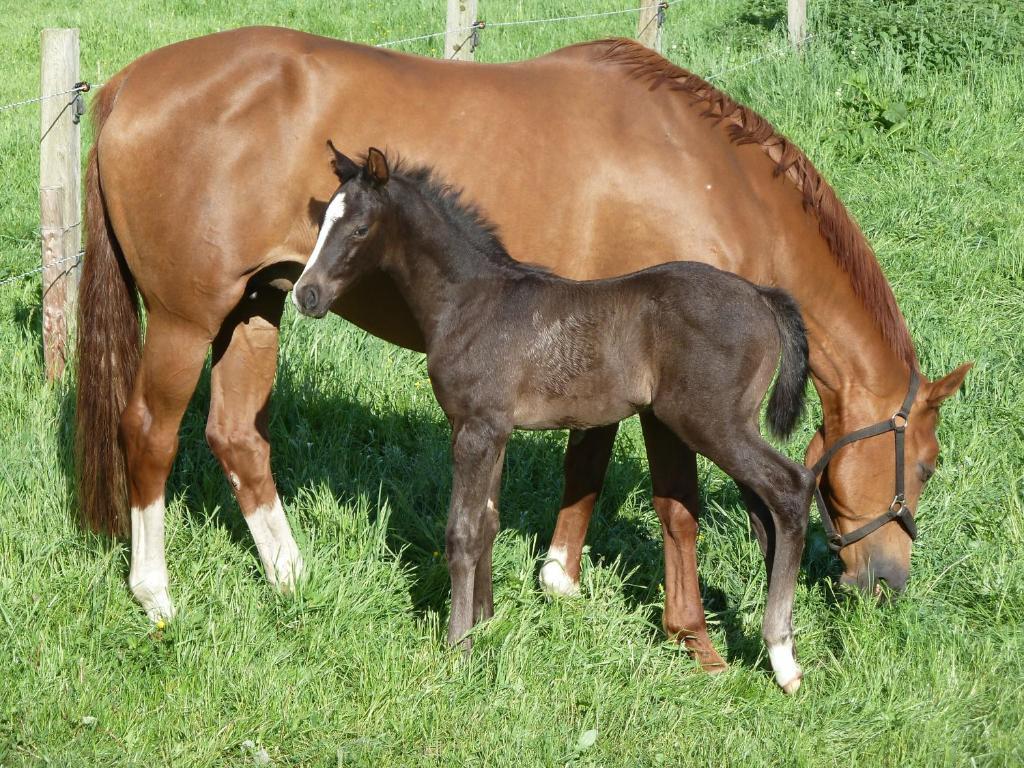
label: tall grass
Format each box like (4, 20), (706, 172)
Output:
(1, 1), (1022, 765)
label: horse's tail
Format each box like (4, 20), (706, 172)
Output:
(76, 74), (139, 537)
(758, 286), (809, 440)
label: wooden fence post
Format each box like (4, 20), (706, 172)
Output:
(40, 187), (68, 379)
(40, 27), (82, 380)
(445, 0), (478, 61)
(637, 2), (665, 53)
(788, 0), (807, 48)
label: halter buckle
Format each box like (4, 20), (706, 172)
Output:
(888, 494), (906, 514)
(890, 411), (908, 432)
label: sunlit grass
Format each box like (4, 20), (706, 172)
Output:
(1, 1), (1022, 765)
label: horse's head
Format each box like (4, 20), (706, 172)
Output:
(293, 142), (392, 318)
(808, 363), (971, 593)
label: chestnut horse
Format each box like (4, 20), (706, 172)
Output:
(77, 28), (969, 669)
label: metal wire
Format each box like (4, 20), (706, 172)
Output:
(707, 35), (815, 81)
(377, 0), (683, 49)
(486, 1), (680, 29)
(0, 251), (82, 287)
(0, 80), (100, 114)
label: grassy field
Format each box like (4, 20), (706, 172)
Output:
(1, 0), (1023, 765)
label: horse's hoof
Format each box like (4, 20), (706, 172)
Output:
(781, 675), (803, 695)
(700, 655), (729, 675)
(271, 553), (306, 595)
(539, 558), (579, 597)
(132, 583), (176, 624)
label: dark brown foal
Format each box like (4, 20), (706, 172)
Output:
(292, 147), (815, 692)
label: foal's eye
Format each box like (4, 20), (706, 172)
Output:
(353, 225), (369, 237)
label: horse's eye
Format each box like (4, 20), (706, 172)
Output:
(917, 462), (936, 483)
(354, 225), (369, 237)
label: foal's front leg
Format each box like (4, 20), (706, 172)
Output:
(446, 418), (509, 648)
(472, 445), (506, 624)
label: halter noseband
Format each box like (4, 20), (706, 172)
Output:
(811, 370), (921, 553)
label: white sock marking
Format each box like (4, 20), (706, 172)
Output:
(539, 545), (580, 596)
(246, 495), (304, 592)
(129, 499), (176, 623)
(768, 641), (802, 692)
(293, 192), (346, 308)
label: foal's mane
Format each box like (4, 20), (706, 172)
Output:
(391, 161), (552, 277)
(585, 38), (918, 370)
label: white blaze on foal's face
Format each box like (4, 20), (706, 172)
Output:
(295, 191), (347, 297)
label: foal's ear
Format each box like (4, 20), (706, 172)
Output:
(364, 147), (390, 186)
(327, 140), (360, 184)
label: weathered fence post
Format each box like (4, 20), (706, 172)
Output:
(445, 0), (478, 60)
(788, 0), (807, 48)
(40, 186), (68, 379)
(637, 2), (666, 53)
(40, 27), (82, 380)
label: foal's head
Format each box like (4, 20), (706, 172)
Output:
(293, 143), (393, 318)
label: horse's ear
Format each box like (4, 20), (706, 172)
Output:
(364, 147), (390, 186)
(327, 140), (360, 184)
(927, 362), (972, 408)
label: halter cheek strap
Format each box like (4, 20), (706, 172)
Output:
(811, 370), (921, 553)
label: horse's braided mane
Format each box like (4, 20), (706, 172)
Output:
(585, 38), (918, 371)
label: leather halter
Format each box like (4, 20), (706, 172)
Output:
(811, 370), (921, 553)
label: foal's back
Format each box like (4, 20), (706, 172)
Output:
(488, 261), (782, 431)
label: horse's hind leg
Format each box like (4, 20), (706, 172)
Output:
(540, 424), (618, 596)
(206, 288), (303, 592)
(639, 413), (726, 673)
(120, 313), (211, 622)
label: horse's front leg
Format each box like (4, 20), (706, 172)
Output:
(446, 418), (509, 648)
(206, 288), (304, 592)
(540, 424), (618, 595)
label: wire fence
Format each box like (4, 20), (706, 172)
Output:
(1, 1), (807, 288)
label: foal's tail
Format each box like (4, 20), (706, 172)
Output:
(758, 287), (809, 440)
(75, 75), (139, 537)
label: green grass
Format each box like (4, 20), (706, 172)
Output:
(2, 0), (1023, 765)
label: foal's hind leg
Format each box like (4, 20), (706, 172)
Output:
(711, 435), (811, 693)
(654, 410), (812, 692)
(206, 288), (303, 592)
(737, 483), (775, 582)
(540, 424), (618, 596)
(639, 413), (726, 673)
(121, 314), (211, 622)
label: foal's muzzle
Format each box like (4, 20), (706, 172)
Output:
(294, 282), (329, 318)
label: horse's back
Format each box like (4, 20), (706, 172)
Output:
(94, 27), (797, 340)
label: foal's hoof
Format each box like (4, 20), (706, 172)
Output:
(768, 642), (803, 694)
(539, 558), (579, 597)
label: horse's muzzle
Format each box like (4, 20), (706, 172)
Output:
(840, 560), (909, 595)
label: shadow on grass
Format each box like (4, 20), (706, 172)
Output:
(53, 322), (836, 671)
